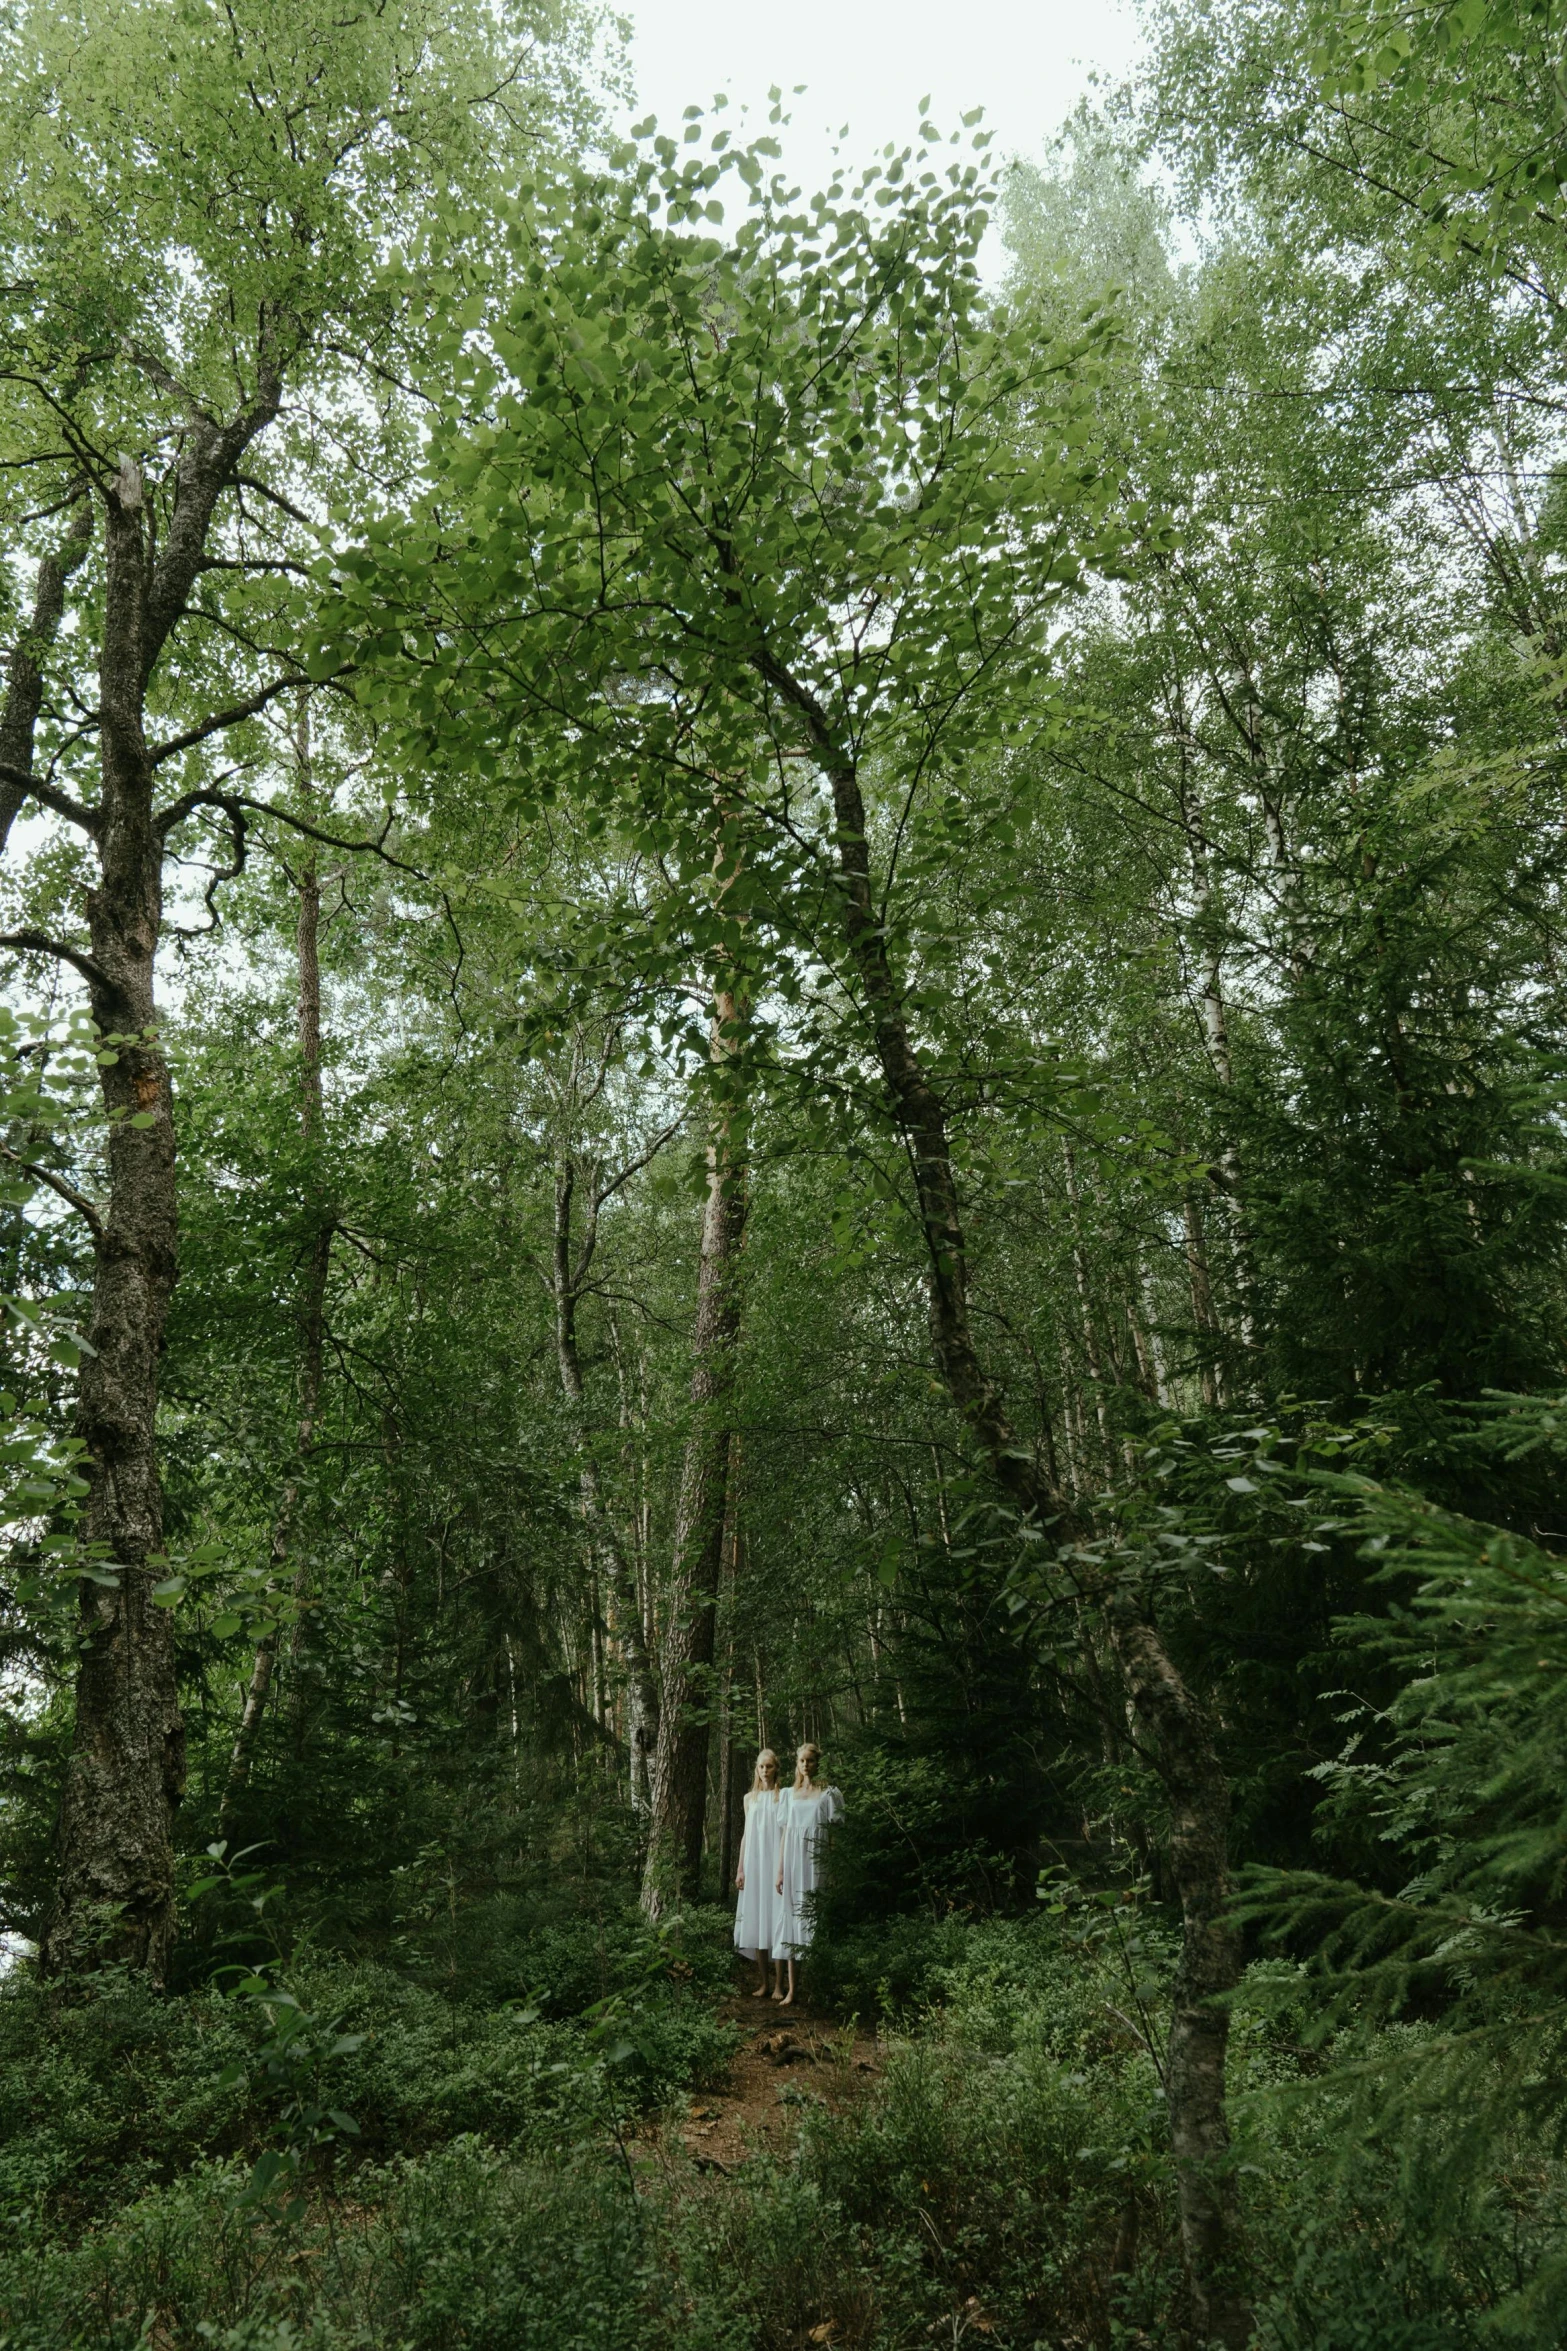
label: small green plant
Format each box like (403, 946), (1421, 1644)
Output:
(189, 1845), (363, 2224)
(1035, 1865), (1173, 2081)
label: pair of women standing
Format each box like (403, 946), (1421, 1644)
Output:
(733, 1742), (843, 2005)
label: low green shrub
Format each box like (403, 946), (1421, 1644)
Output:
(0, 1970), (254, 2226)
(0, 1924), (736, 2242)
(0, 2142), (656, 2351)
(801, 1913), (972, 2019)
(517, 1905), (733, 2019)
(667, 2170), (879, 2351)
(5, 1913), (1565, 2350)
(793, 2027), (1176, 2344)
(344, 2140), (654, 2351)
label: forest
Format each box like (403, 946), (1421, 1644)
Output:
(2, 0), (1567, 2343)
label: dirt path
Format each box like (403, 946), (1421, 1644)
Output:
(650, 1977), (884, 2175)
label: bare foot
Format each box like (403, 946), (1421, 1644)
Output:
(778, 1991), (795, 2007)
(771, 1987), (785, 2001)
(751, 1983), (770, 1997)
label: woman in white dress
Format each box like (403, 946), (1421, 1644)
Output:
(733, 1749), (784, 1996)
(773, 1741), (844, 2007)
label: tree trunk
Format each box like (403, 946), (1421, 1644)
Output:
(753, 1651), (769, 1752)
(221, 756), (331, 1833)
(1131, 1264), (1172, 1408)
(641, 990), (748, 1917)
(42, 470), (184, 1978)
(1063, 1142), (1132, 1473)
(43, 384), (282, 1980)
(1108, 1596), (1247, 2344)
(715, 1450), (742, 1896)
(0, 503), (92, 851)
(610, 1313), (658, 1812)
(756, 650), (1249, 2339)
(549, 1156), (661, 1802)
(1183, 1192), (1224, 1411)
(1180, 760), (1258, 1371)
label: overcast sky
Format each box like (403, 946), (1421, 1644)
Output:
(618, 0), (1143, 206)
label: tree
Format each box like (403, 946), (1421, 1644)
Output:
(332, 117), (1252, 2339)
(643, 808), (752, 1912)
(0, 0), (607, 1980)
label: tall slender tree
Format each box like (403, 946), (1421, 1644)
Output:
(221, 701), (335, 1831)
(644, 863), (751, 1912)
(339, 123), (1249, 2338)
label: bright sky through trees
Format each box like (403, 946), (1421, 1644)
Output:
(621, 0), (1141, 211)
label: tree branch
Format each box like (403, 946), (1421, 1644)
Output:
(593, 1118), (683, 1212)
(155, 787), (425, 879)
(167, 799), (252, 938)
(0, 497), (94, 851)
(148, 672), (318, 768)
(0, 760), (100, 835)
(234, 473), (318, 532)
(196, 556), (313, 579)
(0, 928), (113, 993)
(0, 1143), (103, 1241)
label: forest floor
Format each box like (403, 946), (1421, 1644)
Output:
(643, 1980), (884, 2179)
(3, 1922), (1557, 2346)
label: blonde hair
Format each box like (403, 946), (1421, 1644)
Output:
(793, 1741), (822, 1790)
(750, 1748), (780, 1794)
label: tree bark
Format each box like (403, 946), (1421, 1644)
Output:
(1131, 1264), (1173, 1409)
(41, 467), (185, 1977)
(715, 1448), (742, 1896)
(1108, 1595), (1247, 2343)
(43, 385), (282, 1980)
(221, 746), (331, 1833)
(610, 1313), (658, 1812)
(548, 1154), (661, 1806)
(755, 647), (1250, 2341)
(641, 987), (748, 1917)
(1183, 1192), (1224, 1412)
(0, 504), (92, 852)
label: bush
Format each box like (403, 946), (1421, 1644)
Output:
(0, 2143), (656, 2351)
(759, 1915), (1567, 2348)
(517, 1905), (733, 2019)
(6, 1912), (1565, 2350)
(0, 1970), (254, 2226)
(668, 2171), (876, 2351)
(348, 2140), (653, 2351)
(794, 2027), (1175, 2344)
(801, 1913), (972, 2020)
(0, 1924), (738, 2243)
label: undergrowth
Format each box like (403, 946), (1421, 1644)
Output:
(0, 1909), (1562, 2350)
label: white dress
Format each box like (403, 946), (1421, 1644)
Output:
(773, 1784), (844, 1957)
(733, 1787), (782, 1957)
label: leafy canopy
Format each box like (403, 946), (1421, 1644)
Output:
(320, 113), (1143, 1037)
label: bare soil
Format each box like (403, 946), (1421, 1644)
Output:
(639, 1972), (884, 2176)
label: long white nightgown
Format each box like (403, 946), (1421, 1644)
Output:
(772, 1784), (844, 1957)
(733, 1787), (783, 1957)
